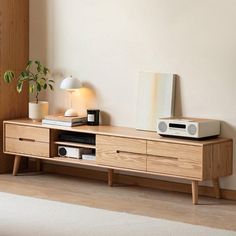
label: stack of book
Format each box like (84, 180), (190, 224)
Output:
(42, 114), (87, 127)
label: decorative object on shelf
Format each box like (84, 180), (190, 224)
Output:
(87, 109), (100, 126)
(136, 72), (176, 132)
(3, 60), (54, 121)
(42, 114), (87, 127)
(60, 76), (81, 117)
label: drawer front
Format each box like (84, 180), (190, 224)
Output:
(147, 141), (203, 178)
(5, 124), (50, 143)
(147, 141), (202, 160)
(5, 138), (50, 157)
(147, 155), (202, 179)
(96, 135), (146, 171)
(97, 135), (146, 154)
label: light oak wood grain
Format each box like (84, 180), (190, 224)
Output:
(192, 180), (198, 205)
(2, 119), (234, 204)
(97, 135), (146, 154)
(202, 141), (233, 180)
(3, 119), (231, 146)
(147, 140), (202, 160)
(108, 169), (113, 186)
(12, 155), (22, 176)
(96, 135), (147, 171)
(213, 178), (221, 199)
(147, 155), (202, 179)
(5, 138), (50, 157)
(5, 124), (50, 143)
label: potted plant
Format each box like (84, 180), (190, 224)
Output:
(3, 60), (54, 121)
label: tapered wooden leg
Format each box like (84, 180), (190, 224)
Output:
(13, 155), (22, 176)
(191, 180), (198, 205)
(36, 159), (41, 172)
(108, 169), (113, 186)
(213, 178), (221, 199)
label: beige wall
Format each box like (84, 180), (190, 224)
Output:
(30, 0), (236, 190)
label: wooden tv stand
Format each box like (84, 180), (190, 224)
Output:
(3, 119), (233, 205)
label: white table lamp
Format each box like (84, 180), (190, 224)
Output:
(60, 76), (81, 117)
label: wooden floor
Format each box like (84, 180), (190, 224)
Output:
(0, 173), (236, 231)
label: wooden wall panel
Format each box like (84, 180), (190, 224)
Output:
(0, 0), (29, 173)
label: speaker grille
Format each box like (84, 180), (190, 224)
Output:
(188, 124), (197, 135)
(59, 147), (67, 156)
(158, 121), (167, 132)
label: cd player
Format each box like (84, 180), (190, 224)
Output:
(157, 117), (220, 138)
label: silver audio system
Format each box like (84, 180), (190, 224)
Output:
(157, 117), (220, 138)
(58, 146), (92, 159)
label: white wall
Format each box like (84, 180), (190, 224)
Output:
(30, 0), (236, 190)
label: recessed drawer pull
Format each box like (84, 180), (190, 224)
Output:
(19, 138), (36, 142)
(150, 155), (178, 161)
(116, 150), (144, 156)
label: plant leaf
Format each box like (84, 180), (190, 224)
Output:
(3, 71), (14, 83)
(49, 84), (54, 91)
(43, 83), (47, 90)
(20, 71), (29, 77)
(29, 84), (35, 93)
(43, 67), (49, 76)
(26, 60), (32, 71)
(17, 82), (23, 93)
(36, 82), (41, 92)
(35, 60), (42, 73)
(49, 79), (55, 83)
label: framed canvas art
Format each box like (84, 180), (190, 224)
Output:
(136, 72), (176, 131)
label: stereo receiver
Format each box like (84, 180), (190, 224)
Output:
(157, 117), (220, 138)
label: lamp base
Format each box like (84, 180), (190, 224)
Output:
(64, 108), (78, 117)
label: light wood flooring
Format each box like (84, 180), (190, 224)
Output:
(0, 173), (236, 231)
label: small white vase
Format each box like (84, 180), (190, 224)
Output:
(29, 101), (49, 121)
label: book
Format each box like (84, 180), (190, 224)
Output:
(44, 114), (87, 123)
(42, 119), (87, 127)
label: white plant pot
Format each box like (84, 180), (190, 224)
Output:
(29, 101), (49, 121)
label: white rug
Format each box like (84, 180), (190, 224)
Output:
(0, 192), (235, 236)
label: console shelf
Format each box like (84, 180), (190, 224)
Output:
(54, 141), (96, 149)
(3, 119), (233, 205)
(52, 156), (97, 167)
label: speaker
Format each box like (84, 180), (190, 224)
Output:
(58, 146), (80, 159)
(158, 121), (167, 133)
(187, 124), (197, 136)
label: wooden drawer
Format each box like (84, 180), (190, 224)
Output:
(147, 141), (202, 160)
(147, 155), (202, 179)
(5, 138), (50, 157)
(5, 124), (50, 143)
(97, 135), (146, 154)
(96, 135), (146, 171)
(147, 141), (203, 179)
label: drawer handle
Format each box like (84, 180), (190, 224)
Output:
(151, 155), (178, 161)
(116, 150), (144, 156)
(19, 138), (36, 142)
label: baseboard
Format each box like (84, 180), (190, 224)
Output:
(41, 162), (236, 201)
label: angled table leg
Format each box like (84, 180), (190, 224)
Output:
(213, 178), (221, 199)
(13, 155), (22, 176)
(191, 180), (198, 205)
(36, 159), (42, 172)
(108, 169), (114, 186)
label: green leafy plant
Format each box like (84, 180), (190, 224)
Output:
(3, 60), (54, 104)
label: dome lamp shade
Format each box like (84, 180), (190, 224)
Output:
(60, 76), (81, 91)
